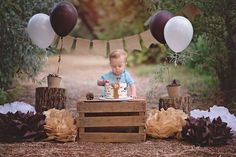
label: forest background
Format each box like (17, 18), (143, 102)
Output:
(0, 0), (235, 110)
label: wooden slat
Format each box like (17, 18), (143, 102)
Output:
(78, 98), (145, 102)
(84, 126), (139, 133)
(78, 113), (85, 134)
(77, 101), (145, 113)
(77, 116), (145, 127)
(138, 112), (146, 134)
(79, 133), (145, 142)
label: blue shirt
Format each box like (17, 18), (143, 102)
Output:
(98, 70), (134, 97)
(99, 70), (135, 85)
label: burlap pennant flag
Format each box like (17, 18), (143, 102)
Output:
(140, 30), (158, 48)
(92, 39), (107, 57)
(109, 38), (123, 50)
(125, 34), (141, 53)
(76, 38), (90, 54)
(57, 36), (74, 53)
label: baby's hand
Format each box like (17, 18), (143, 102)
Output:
(98, 80), (109, 86)
(104, 80), (110, 83)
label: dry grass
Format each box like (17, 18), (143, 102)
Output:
(1, 138), (235, 157)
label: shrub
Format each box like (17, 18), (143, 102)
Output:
(0, 0), (59, 90)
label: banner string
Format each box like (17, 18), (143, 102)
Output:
(106, 40), (110, 58)
(89, 39), (93, 50)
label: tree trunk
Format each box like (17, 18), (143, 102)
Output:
(159, 94), (192, 114)
(35, 87), (66, 112)
(220, 12), (236, 104)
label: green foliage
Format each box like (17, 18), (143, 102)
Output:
(0, 0), (59, 90)
(0, 86), (22, 105)
(184, 35), (216, 74)
(127, 49), (148, 67)
(127, 42), (167, 67)
(147, 0), (236, 103)
(0, 89), (7, 105)
(171, 34), (217, 75)
(154, 0), (229, 74)
(138, 64), (219, 99)
(71, 0), (150, 39)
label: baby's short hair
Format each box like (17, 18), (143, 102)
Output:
(109, 49), (127, 61)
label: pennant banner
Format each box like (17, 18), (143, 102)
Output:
(125, 34), (141, 52)
(57, 36), (74, 53)
(57, 29), (158, 56)
(109, 38), (123, 51)
(76, 38), (90, 54)
(92, 39), (107, 56)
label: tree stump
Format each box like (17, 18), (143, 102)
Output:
(159, 94), (191, 114)
(35, 87), (66, 112)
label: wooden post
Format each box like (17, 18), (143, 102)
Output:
(35, 87), (66, 112)
(159, 94), (191, 114)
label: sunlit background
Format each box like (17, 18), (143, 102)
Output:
(68, 0), (150, 39)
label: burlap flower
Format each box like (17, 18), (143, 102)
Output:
(146, 108), (188, 138)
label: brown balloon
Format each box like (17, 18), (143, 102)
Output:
(50, 1), (78, 37)
(150, 10), (173, 44)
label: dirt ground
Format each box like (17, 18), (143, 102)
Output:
(1, 138), (236, 157)
(1, 53), (236, 157)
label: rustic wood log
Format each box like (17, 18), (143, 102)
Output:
(35, 87), (66, 112)
(159, 94), (191, 114)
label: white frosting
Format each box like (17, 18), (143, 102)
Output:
(105, 82), (128, 99)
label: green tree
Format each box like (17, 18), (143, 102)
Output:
(148, 0), (236, 104)
(0, 0), (59, 89)
(69, 0), (150, 40)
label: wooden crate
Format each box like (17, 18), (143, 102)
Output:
(76, 99), (146, 142)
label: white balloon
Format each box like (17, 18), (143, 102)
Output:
(164, 16), (193, 52)
(27, 13), (55, 49)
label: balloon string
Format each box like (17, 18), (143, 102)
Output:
(45, 49), (48, 61)
(57, 37), (63, 75)
(174, 52), (177, 67)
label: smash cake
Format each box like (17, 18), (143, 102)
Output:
(104, 82), (128, 99)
